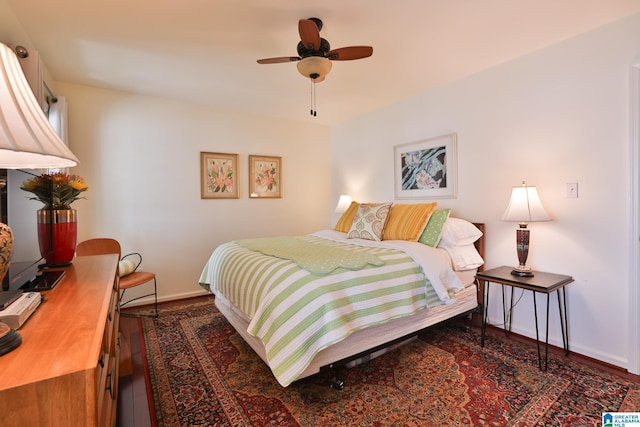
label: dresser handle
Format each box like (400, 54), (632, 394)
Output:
(105, 367), (116, 399)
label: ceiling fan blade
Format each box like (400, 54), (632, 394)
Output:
(257, 56), (300, 64)
(328, 46), (373, 61)
(299, 19), (321, 50)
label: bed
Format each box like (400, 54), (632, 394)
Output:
(199, 203), (485, 387)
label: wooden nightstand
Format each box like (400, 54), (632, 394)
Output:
(475, 266), (573, 370)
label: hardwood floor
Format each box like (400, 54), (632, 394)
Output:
(115, 297), (639, 427)
(117, 314), (153, 427)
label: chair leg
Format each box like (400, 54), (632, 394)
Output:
(119, 278), (159, 318)
(151, 277), (158, 317)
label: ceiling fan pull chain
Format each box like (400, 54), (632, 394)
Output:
(313, 80), (317, 116)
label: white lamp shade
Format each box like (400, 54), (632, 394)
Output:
(0, 43), (78, 169)
(334, 194), (352, 213)
(502, 183), (551, 223)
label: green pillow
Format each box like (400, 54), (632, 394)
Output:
(418, 208), (451, 247)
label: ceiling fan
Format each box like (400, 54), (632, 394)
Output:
(257, 18), (373, 84)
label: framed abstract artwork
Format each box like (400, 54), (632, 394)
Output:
(249, 155), (281, 198)
(200, 152), (239, 199)
(394, 133), (457, 199)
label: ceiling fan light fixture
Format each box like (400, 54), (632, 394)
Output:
(296, 56), (332, 81)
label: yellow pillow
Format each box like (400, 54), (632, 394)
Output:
(382, 202), (438, 241)
(334, 201), (360, 232)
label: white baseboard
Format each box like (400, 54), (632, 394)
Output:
(121, 289), (210, 308)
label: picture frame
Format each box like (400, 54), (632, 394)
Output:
(200, 152), (239, 199)
(394, 133), (457, 199)
(249, 155), (282, 198)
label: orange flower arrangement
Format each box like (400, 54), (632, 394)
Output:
(21, 172), (89, 209)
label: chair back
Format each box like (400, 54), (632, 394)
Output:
(76, 238), (122, 259)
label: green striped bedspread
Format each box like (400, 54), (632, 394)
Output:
(199, 229), (465, 386)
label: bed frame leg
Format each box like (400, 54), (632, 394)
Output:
(328, 364), (344, 390)
(459, 312), (475, 332)
(330, 377), (344, 390)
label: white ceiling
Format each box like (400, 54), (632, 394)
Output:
(6, 0), (640, 126)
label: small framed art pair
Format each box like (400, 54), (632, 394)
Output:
(200, 152), (281, 199)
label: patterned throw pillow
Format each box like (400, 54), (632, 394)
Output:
(382, 203), (438, 241)
(334, 201), (360, 233)
(418, 208), (452, 247)
(347, 203), (392, 241)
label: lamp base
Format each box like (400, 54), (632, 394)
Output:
(0, 322), (21, 356)
(511, 266), (534, 277)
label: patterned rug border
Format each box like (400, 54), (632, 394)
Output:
(140, 298), (221, 426)
(137, 298), (214, 315)
(135, 298), (219, 427)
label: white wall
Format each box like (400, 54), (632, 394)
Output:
(332, 13), (640, 371)
(57, 83), (332, 302)
(0, 2), (56, 91)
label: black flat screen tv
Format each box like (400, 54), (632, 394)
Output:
(1, 168), (55, 291)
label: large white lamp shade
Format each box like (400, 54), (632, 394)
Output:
(0, 42), (78, 169)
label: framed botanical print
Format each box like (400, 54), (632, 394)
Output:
(249, 155), (281, 198)
(394, 133), (457, 199)
(200, 152), (239, 199)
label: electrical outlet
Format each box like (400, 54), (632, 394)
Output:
(566, 183), (578, 198)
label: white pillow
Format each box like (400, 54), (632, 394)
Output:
(118, 259), (137, 277)
(439, 217), (483, 247)
(440, 243), (485, 271)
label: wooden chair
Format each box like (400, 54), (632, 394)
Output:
(76, 238), (158, 317)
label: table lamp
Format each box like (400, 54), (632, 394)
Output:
(334, 194), (352, 214)
(502, 181), (551, 277)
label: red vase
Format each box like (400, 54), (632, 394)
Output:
(37, 209), (77, 265)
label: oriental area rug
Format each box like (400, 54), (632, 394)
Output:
(140, 298), (639, 426)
